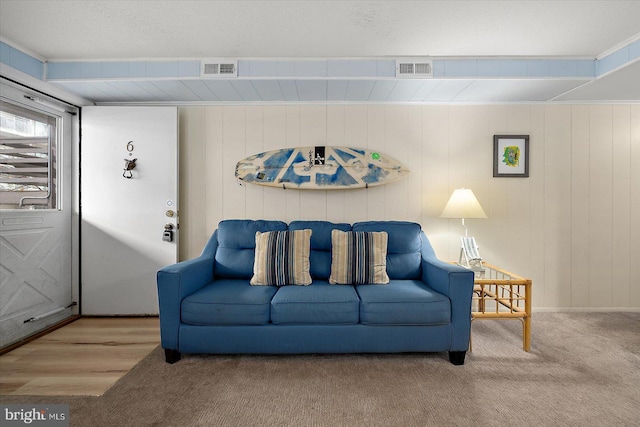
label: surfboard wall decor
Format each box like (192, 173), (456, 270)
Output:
(235, 146), (409, 190)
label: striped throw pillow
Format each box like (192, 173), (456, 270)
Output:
(329, 230), (389, 285)
(250, 229), (312, 286)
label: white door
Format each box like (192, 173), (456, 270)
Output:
(0, 84), (75, 348)
(81, 106), (178, 315)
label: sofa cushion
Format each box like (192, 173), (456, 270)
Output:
(270, 281), (360, 324)
(250, 229), (312, 286)
(215, 220), (287, 279)
(289, 221), (351, 280)
(329, 229), (389, 285)
(353, 221), (422, 280)
(181, 279), (278, 325)
(356, 280), (450, 325)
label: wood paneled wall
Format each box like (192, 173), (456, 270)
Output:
(178, 104), (640, 310)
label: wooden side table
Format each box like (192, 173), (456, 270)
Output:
(470, 262), (532, 351)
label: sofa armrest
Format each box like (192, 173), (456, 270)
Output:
(156, 231), (218, 350)
(420, 234), (474, 351)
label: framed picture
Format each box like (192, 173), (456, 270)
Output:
(493, 135), (529, 177)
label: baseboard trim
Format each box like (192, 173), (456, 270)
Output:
(81, 314), (160, 318)
(533, 307), (640, 313)
(0, 315), (81, 356)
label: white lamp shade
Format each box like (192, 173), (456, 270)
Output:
(440, 188), (487, 219)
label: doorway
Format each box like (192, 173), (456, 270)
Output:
(81, 106), (178, 315)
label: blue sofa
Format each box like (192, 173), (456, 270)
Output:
(157, 220), (474, 365)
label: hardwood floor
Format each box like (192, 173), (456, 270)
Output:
(0, 317), (160, 396)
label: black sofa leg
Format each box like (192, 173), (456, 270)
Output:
(165, 349), (181, 364)
(449, 351), (466, 366)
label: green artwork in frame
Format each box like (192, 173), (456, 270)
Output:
(493, 135), (529, 177)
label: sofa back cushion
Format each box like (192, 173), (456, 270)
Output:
(289, 220), (351, 280)
(352, 221), (422, 280)
(215, 219), (287, 278)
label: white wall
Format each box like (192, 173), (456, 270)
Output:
(178, 104), (640, 310)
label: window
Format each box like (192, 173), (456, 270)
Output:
(0, 101), (58, 209)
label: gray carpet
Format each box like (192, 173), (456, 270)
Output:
(2, 312), (639, 426)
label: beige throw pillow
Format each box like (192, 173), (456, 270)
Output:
(250, 229), (312, 286)
(329, 229), (389, 285)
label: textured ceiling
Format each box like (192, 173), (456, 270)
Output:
(1, 0), (639, 104)
(2, 0), (640, 59)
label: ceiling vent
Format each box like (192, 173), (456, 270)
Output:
(395, 58), (433, 78)
(200, 59), (238, 78)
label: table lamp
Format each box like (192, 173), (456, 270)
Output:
(440, 188), (487, 271)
